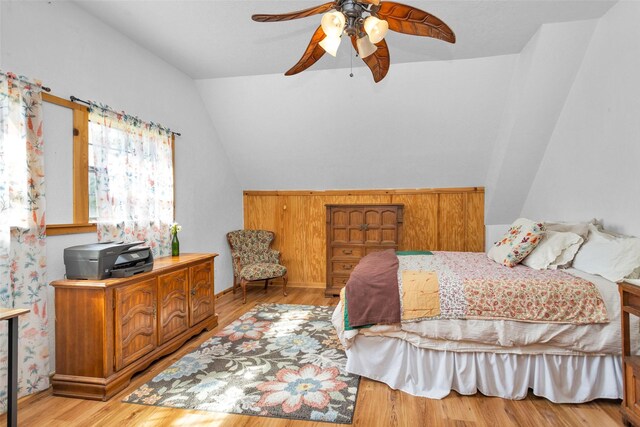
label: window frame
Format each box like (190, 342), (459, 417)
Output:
(44, 93), (176, 236)
(44, 93), (95, 236)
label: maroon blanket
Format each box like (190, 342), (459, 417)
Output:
(345, 249), (400, 327)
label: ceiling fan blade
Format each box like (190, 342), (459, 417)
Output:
(285, 26), (327, 76)
(351, 36), (390, 83)
(375, 2), (456, 43)
(252, 2), (335, 22)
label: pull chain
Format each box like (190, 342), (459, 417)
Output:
(350, 47), (354, 77)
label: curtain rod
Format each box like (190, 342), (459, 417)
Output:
(70, 95), (182, 137)
(0, 71), (51, 92)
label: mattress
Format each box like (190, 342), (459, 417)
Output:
(333, 267), (633, 356)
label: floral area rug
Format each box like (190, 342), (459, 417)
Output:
(123, 303), (360, 424)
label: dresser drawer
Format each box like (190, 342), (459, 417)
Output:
(331, 246), (363, 259)
(331, 275), (350, 288)
(332, 261), (358, 275)
(364, 245), (398, 256)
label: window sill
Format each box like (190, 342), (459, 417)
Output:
(47, 223), (97, 236)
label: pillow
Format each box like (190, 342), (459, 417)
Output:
(572, 224), (640, 282)
(549, 240), (584, 269)
(522, 231), (583, 270)
(488, 218), (545, 267)
(544, 219), (599, 241)
(627, 266), (640, 280)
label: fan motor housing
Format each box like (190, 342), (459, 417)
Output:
(340, 0), (368, 36)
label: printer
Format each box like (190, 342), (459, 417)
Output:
(64, 241), (154, 280)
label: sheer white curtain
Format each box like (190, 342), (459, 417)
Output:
(89, 104), (174, 257)
(0, 71), (49, 412)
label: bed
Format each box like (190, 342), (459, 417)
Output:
(331, 250), (629, 403)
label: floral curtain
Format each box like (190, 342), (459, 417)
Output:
(0, 71), (49, 413)
(89, 104), (174, 257)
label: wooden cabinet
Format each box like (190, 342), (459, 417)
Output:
(114, 278), (157, 371)
(620, 282), (640, 426)
(189, 261), (215, 326)
(51, 253), (218, 401)
(325, 204), (403, 296)
(157, 269), (189, 345)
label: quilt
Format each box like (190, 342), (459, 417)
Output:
(344, 251), (608, 328)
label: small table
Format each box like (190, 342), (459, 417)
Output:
(0, 308), (29, 427)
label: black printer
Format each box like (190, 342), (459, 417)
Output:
(64, 241), (154, 280)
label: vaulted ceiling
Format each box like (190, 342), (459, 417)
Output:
(74, 0), (616, 79)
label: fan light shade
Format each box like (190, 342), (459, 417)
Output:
(319, 35), (341, 57)
(356, 36), (378, 58)
(321, 11), (346, 38)
(364, 16), (389, 44)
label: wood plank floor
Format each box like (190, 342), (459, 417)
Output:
(2, 286), (623, 426)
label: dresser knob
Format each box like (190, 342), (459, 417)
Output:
(342, 249), (352, 255)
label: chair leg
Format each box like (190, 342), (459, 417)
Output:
(264, 279), (269, 290)
(282, 272), (288, 297)
(232, 275), (238, 294)
(241, 278), (248, 304)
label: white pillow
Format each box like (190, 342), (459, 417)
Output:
(544, 219), (599, 241)
(572, 225), (640, 282)
(550, 240), (584, 269)
(627, 266), (640, 280)
(522, 231), (583, 270)
(487, 218), (545, 267)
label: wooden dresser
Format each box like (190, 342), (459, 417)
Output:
(50, 253), (218, 401)
(620, 281), (640, 426)
(325, 204), (403, 296)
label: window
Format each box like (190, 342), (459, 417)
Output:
(43, 93), (95, 235)
(44, 93), (175, 236)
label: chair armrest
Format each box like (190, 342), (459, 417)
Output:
(231, 252), (242, 276)
(265, 249), (281, 264)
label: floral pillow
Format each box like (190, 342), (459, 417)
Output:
(488, 218), (546, 267)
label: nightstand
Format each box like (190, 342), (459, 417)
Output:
(620, 282), (640, 426)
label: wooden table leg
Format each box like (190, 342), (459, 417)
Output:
(7, 316), (18, 427)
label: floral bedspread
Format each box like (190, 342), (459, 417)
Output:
(396, 252), (609, 324)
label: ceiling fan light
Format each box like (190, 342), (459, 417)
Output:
(319, 35), (342, 57)
(356, 36), (378, 58)
(364, 16), (389, 44)
(321, 11), (346, 38)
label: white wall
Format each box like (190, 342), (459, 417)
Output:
(521, 1), (640, 237)
(1, 2), (243, 370)
(484, 19), (597, 225)
(196, 55), (516, 190)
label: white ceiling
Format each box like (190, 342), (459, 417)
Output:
(73, 0), (616, 80)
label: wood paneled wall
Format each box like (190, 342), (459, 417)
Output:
(243, 188), (485, 288)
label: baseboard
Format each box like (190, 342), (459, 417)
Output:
(215, 287), (235, 299)
(284, 281), (325, 289)
(215, 280), (325, 298)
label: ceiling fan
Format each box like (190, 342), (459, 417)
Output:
(251, 0), (456, 83)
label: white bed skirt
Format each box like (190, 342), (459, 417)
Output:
(346, 336), (623, 403)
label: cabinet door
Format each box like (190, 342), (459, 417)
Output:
(114, 278), (157, 371)
(363, 206), (399, 245)
(157, 269), (189, 345)
(330, 207), (365, 244)
(189, 261), (215, 326)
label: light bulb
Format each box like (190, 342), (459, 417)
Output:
(364, 16), (389, 44)
(321, 11), (346, 38)
(356, 36), (378, 58)
(319, 35), (341, 57)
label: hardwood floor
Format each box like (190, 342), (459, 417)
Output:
(2, 286), (623, 426)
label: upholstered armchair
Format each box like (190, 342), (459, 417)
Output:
(226, 230), (288, 304)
